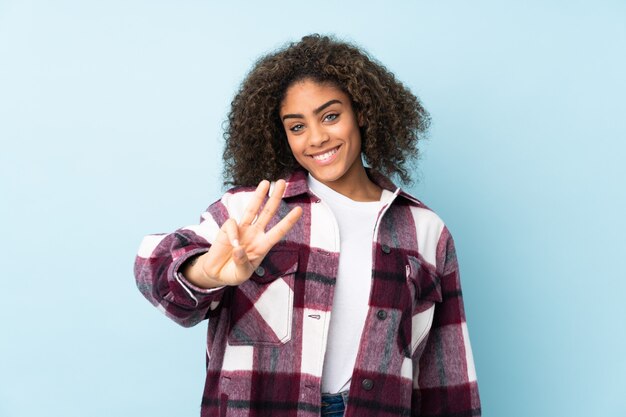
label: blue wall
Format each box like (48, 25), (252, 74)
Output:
(1, 1), (625, 416)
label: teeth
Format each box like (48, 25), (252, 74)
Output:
(311, 148), (338, 161)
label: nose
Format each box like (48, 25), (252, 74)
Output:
(308, 124), (330, 147)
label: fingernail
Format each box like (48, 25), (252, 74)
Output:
(232, 239), (239, 248)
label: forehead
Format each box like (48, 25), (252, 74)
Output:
(280, 79), (350, 113)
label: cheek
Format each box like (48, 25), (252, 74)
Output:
(286, 137), (304, 161)
(286, 137), (296, 154)
(335, 118), (360, 140)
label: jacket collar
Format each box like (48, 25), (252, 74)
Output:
(282, 168), (423, 206)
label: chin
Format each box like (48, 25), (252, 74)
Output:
(312, 169), (345, 183)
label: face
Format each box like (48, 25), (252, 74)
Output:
(280, 79), (366, 192)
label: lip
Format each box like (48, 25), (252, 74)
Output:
(307, 145), (341, 165)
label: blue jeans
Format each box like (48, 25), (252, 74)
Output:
(321, 391), (348, 416)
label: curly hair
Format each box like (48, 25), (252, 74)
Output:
(222, 34), (430, 186)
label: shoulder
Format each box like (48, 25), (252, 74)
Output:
(391, 190), (453, 269)
(217, 170), (309, 216)
(395, 190), (447, 234)
(369, 169), (447, 233)
(209, 185), (258, 223)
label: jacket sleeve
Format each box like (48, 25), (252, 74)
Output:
(134, 201), (229, 328)
(414, 226), (481, 416)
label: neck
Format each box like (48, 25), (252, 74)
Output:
(313, 165), (382, 202)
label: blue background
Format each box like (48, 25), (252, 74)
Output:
(1, 1), (625, 416)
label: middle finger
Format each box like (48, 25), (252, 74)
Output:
(254, 179), (286, 229)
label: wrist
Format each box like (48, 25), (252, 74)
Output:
(181, 253), (222, 289)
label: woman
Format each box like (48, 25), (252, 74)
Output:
(135, 34), (480, 417)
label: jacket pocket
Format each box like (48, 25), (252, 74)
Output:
(227, 248), (298, 346)
(405, 255), (442, 354)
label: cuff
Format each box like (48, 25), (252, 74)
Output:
(167, 248), (226, 307)
(176, 271), (226, 294)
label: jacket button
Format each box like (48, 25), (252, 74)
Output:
(381, 244), (391, 254)
(255, 266), (265, 277)
(361, 378), (374, 391)
(376, 310), (387, 320)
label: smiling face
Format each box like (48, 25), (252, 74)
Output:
(280, 79), (379, 200)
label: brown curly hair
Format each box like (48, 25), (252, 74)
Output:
(223, 34), (430, 186)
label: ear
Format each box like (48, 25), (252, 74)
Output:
(357, 112), (365, 127)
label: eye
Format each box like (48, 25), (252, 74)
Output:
(289, 123), (304, 132)
(324, 113), (339, 122)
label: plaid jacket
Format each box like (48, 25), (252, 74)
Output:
(135, 169), (481, 417)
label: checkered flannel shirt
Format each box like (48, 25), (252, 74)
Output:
(134, 169), (481, 417)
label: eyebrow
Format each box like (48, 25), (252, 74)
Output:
(281, 99), (342, 121)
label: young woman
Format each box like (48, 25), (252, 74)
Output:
(135, 34), (480, 417)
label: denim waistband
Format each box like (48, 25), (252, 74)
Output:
(321, 391), (348, 416)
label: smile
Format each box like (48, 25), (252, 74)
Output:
(310, 146), (340, 163)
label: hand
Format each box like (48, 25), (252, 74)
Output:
(184, 179), (303, 288)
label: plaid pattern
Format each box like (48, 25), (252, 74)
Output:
(134, 169), (481, 417)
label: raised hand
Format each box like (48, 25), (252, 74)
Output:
(183, 179), (303, 289)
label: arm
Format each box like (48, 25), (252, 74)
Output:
(133, 207), (226, 328)
(414, 227), (481, 416)
(134, 179), (302, 328)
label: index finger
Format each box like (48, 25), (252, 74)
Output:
(239, 180), (270, 226)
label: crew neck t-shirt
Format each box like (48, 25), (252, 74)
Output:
(307, 175), (394, 394)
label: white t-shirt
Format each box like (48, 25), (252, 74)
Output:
(307, 175), (394, 394)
